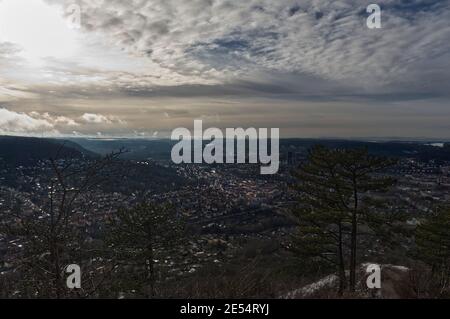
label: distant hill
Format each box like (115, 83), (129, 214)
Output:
(69, 138), (175, 160)
(69, 138), (450, 162)
(280, 139), (450, 161)
(0, 136), (97, 166)
(0, 136), (188, 193)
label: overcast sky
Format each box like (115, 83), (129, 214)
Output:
(0, 0), (449, 139)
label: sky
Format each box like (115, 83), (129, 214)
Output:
(0, 0), (449, 139)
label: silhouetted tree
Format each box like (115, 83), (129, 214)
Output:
(106, 202), (185, 298)
(0, 149), (125, 298)
(416, 206), (450, 296)
(292, 146), (398, 293)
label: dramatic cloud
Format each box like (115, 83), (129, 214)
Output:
(43, 0), (450, 92)
(0, 0), (449, 138)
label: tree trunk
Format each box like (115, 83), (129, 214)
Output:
(146, 229), (155, 298)
(338, 222), (346, 295)
(349, 175), (359, 292)
(349, 210), (357, 292)
(50, 236), (62, 299)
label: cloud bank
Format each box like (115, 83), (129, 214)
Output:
(0, 108), (56, 135)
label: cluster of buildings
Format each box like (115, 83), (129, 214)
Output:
(2, 151), (450, 282)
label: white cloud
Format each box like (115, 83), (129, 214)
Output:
(29, 111), (80, 126)
(0, 42), (20, 59)
(0, 108), (57, 135)
(80, 113), (125, 124)
(0, 108), (129, 136)
(81, 113), (111, 124)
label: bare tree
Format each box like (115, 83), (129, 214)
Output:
(0, 148), (126, 298)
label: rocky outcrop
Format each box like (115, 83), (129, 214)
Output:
(284, 264), (416, 299)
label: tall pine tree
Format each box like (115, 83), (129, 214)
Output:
(416, 206), (450, 296)
(292, 146), (397, 293)
(106, 202), (185, 298)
